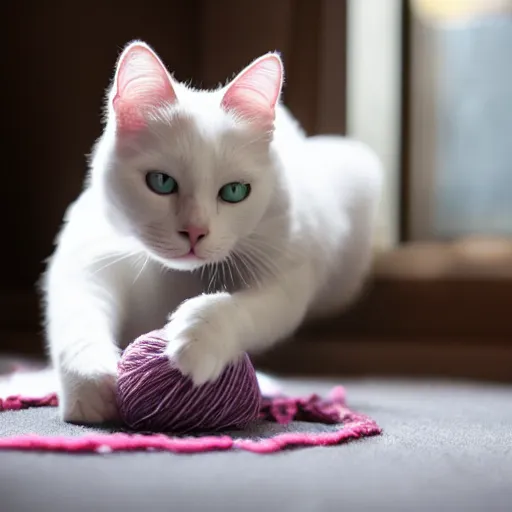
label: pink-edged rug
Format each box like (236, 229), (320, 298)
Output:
(0, 367), (381, 454)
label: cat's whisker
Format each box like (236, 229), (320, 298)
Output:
(235, 250), (263, 289)
(229, 253), (250, 289)
(247, 242), (286, 269)
(238, 240), (284, 269)
(243, 238), (302, 267)
(226, 256), (236, 289)
(221, 262), (228, 291)
(207, 263), (217, 293)
(89, 251), (142, 277)
(236, 247), (281, 285)
(74, 241), (139, 264)
(132, 255), (150, 286)
(243, 234), (299, 257)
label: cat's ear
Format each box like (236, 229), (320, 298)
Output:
(221, 53), (283, 128)
(112, 41), (177, 132)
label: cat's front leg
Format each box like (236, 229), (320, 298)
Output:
(44, 257), (124, 424)
(56, 340), (120, 425)
(165, 266), (312, 385)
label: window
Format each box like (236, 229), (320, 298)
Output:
(407, 0), (512, 240)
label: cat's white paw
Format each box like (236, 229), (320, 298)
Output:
(164, 293), (241, 386)
(59, 371), (119, 425)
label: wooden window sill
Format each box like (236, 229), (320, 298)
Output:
(374, 236), (512, 280)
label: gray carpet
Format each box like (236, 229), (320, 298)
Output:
(0, 405), (346, 439)
(1, 378), (512, 512)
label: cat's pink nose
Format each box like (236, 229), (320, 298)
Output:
(178, 225), (209, 246)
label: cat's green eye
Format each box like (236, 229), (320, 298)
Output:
(146, 172), (178, 195)
(219, 182), (251, 204)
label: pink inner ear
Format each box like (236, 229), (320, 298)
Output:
(113, 44), (177, 132)
(221, 54), (283, 127)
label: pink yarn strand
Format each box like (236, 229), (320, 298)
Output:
(0, 385), (381, 454)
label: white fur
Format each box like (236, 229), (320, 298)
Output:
(41, 41), (382, 424)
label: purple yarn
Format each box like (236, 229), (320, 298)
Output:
(117, 330), (261, 433)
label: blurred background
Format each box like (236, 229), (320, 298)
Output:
(1, 0), (511, 382)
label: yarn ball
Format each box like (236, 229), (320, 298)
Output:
(117, 330), (261, 433)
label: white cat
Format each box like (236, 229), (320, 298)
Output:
(41, 41), (382, 424)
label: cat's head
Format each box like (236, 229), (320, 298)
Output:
(95, 41), (284, 271)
